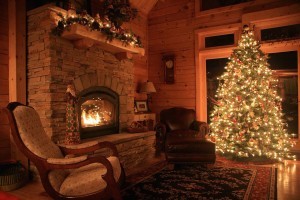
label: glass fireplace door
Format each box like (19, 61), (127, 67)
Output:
(78, 87), (119, 139)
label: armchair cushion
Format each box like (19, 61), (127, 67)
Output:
(166, 130), (214, 154)
(59, 156), (121, 196)
(167, 130), (205, 142)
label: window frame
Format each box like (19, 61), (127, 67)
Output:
(195, 0), (254, 18)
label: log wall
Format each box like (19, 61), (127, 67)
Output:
(0, 0), (10, 162)
(148, 0), (299, 118)
(124, 12), (149, 101)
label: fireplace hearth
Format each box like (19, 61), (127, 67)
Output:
(78, 86), (119, 139)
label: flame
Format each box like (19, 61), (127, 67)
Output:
(81, 110), (102, 127)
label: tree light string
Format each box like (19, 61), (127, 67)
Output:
(209, 29), (296, 162)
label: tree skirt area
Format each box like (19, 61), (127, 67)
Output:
(122, 158), (277, 200)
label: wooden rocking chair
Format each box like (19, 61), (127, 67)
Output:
(3, 102), (125, 200)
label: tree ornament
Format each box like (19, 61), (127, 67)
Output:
(248, 138), (254, 146)
(235, 69), (242, 76)
(252, 122), (259, 130)
(237, 95), (242, 102)
(232, 118), (237, 124)
(263, 115), (268, 122)
(249, 111), (254, 118)
(239, 130), (245, 136)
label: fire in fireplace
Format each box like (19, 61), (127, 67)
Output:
(81, 98), (113, 128)
(78, 87), (119, 139)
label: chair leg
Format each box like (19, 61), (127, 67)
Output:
(109, 183), (122, 200)
(103, 174), (122, 200)
(166, 163), (174, 170)
(203, 163), (214, 169)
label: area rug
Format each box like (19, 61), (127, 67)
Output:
(122, 159), (277, 200)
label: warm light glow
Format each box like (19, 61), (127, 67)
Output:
(82, 110), (102, 127)
(209, 29), (295, 162)
(80, 98), (113, 128)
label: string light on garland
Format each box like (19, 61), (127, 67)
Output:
(209, 25), (296, 162)
(52, 11), (142, 48)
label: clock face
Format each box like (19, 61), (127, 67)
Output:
(166, 60), (173, 69)
(163, 55), (175, 84)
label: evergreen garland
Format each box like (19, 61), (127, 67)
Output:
(53, 11), (142, 48)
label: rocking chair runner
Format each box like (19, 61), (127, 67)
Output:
(3, 102), (125, 200)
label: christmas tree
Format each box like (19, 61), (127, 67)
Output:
(209, 26), (295, 162)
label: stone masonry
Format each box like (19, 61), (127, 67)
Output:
(27, 5), (135, 143)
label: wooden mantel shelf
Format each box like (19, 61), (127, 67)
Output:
(61, 24), (145, 57)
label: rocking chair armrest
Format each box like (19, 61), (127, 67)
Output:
(44, 155), (114, 172)
(46, 155), (88, 165)
(59, 141), (119, 157)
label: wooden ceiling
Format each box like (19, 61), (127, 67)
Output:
(130, 0), (159, 15)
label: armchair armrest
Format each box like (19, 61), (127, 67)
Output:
(199, 122), (209, 135)
(59, 141), (119, 157)
(190, 120), (209, 135)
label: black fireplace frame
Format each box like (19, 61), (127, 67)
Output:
(77, 86), (119, 139)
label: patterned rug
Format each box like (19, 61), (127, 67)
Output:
(122, 159), (277, 200)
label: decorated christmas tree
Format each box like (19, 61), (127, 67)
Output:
(209, 26), (295, 162)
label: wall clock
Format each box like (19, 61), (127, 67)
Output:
(163, 55), (175, 84)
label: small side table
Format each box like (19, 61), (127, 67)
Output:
(134, 113), (156, 131)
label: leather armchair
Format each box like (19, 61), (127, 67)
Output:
(156, 107), (216, 164)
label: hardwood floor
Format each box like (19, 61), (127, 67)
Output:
(6, 157), (300, 200)
(276, 160), (300, 200)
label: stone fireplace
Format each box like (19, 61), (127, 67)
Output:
(27, 5), (135, 143)
(26, 5), (157, 172)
